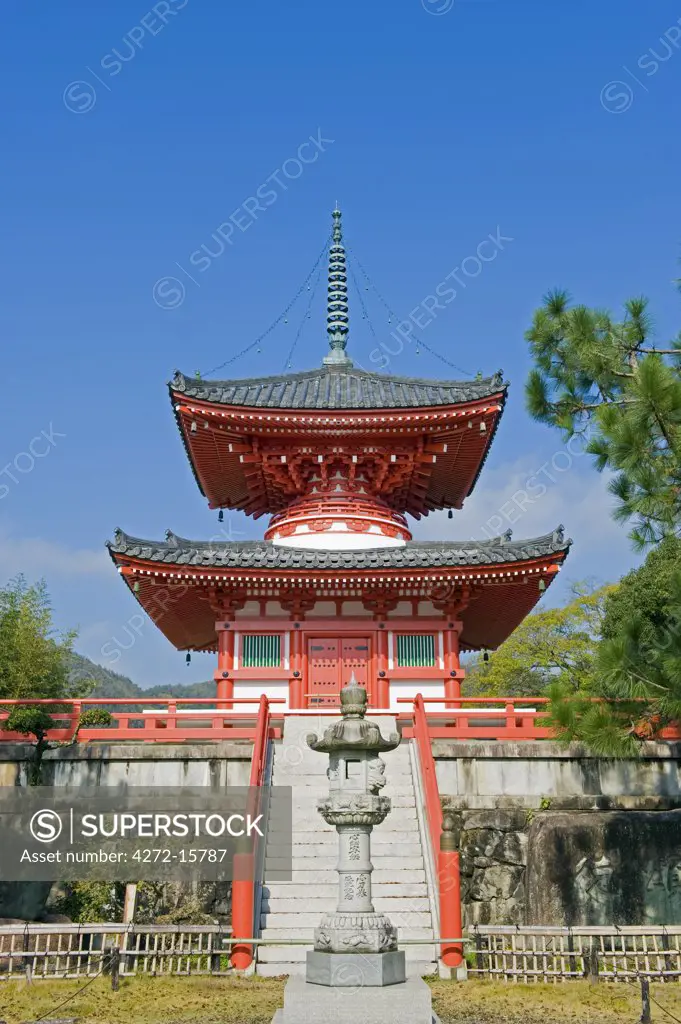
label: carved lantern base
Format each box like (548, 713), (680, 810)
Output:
(306, 949), (406, 988)
(314, 911), (399, 955)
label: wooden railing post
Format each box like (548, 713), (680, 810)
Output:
(230, 694), (270, 971)
(413, 693), (466, 973)
(413, 693), (443, 854)
(69, 700), (82, 741)
(230, 848), (255, 970)
(439, 812), (463, 970)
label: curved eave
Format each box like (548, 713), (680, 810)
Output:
(171, 368), (507, 410)
(107, 528), (570, 653)
(169, 385), (507, 516)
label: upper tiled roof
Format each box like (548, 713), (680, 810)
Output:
(108, 526), (570, 570)
(170, 367), (507, 411)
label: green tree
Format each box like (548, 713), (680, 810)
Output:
(0, 576), (92, 780)
(0, 576), (78, 700)
(600, 535), (681, 645)
(525, 289), (681, 547)
(464, 584), (611, 697)
(548, 541), (681, 756)
(52, 882), (125, 923)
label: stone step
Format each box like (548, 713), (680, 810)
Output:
(256, 943), (437, 964)
(271, 788), (417, 799)
(260, 912), (434, 930)
(263, 881), (427, 898)
(268, 832), (421, 848)
(265, 854), (425, 871)
(276, 799), (417, 812)
(273, 758), (414, 772)
(271, 780), (416, 791)
(274, 751), (412, 759)
(264, 867), (427, 885)
(275, 791), (417, 804)
(259, 927), (436, 943)
(278, 820), (419, 835)
(268, 814), (419, 834)
(272, 765), (413, 778)
(266, 843), (423, 861)
(261, 897), (432, 914)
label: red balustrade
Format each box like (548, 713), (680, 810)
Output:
(410, 693), (462, 969)
(0, 697), (284, 743)
(397, 695), (681, 742)
(231, 694), (272, 971)
(397, 694), (553, 742)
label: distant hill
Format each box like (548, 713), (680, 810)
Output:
(67, 652), (214, 700)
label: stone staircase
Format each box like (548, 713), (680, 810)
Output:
(256, 715), (438, 977)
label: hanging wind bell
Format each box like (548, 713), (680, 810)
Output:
(186, 652), (191, 665)
(133, 580), (140, 593)
(538, 578), (546, 592)
(218, 510), (224, 523)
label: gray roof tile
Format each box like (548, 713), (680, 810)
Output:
(170, 367), (507, 411)
(108, 527), (570, 570)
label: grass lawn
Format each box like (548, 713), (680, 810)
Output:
(2, 975), (679, 1023)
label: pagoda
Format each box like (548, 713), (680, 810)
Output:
(108, 209), (571, 710)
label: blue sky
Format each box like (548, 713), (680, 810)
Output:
(1, 0), (680, 686)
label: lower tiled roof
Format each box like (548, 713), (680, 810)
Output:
(107, 527), (570, 570)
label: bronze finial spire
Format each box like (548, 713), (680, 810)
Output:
(323, 207), (353, 367)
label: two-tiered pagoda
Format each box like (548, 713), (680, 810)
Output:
(108, 210), (570, 710)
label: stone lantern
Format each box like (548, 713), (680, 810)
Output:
(305, 673), (406, 987)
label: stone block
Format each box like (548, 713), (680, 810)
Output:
(306, 950), (406, 986)
(460, 808), (528, 832)
(272, 974), (436, 1023)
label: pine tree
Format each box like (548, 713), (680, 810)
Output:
(525, 287), (681, 547)
(548, 542), (681, 757)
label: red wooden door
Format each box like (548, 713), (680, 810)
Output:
(342, 637), (371, 703)
(307, 637), (371, 707)
(307, 638), (340, 707)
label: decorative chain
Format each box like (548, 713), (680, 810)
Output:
(347, 248), (475, 378)
(200, 237), (331, 378)
(282, 257), (326, 370)
(348, 260), (378, 341)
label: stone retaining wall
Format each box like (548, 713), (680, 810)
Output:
(435, 740), (681, 927)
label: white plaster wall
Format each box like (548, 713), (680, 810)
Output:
(341, 601), (372, 617)
(417, 601), (437, 617)
(238, 601), (261, 618)
(233, 679), (290, 712)
(306, 602), (338, 618)
(264, 601), (285, 617)
(389, 679), (445, 712)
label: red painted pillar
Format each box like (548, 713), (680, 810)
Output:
(230, 849), (254, 970)
(443, 620), (462, 708)
(215, 623), (235, 709)
(375, 627), (390, 708)
(290, 625), (305, 709)
(439, 817), (463, 970)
